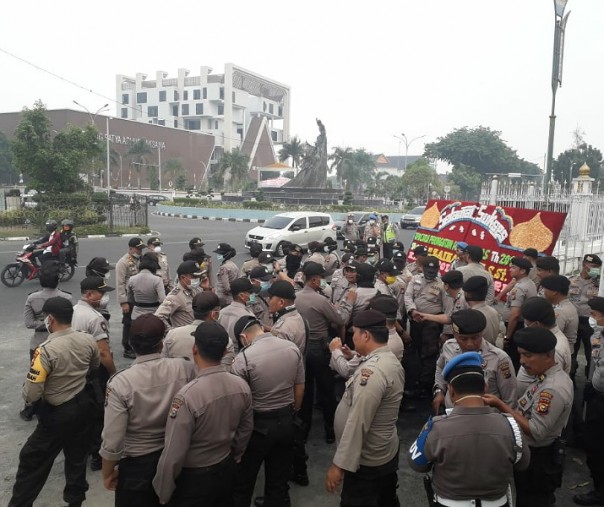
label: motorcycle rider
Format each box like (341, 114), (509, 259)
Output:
(59, 219), (78, 265)
(31, 220), (62, 266)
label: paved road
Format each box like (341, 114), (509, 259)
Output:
(0, 214), (593, 506)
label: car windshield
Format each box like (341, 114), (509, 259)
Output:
(409, 207), (425, 215)
(263, 216), (294, 229)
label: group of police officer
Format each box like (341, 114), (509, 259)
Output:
(8, 219), (604, 507)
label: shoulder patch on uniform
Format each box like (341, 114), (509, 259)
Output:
(499, 361), (512, 379)
(169, 397), (184, 418)
(161, 298), (173, 306)
(359, 368), (374, 386)
(104, 386), (112, 407)
(536, 390), (553, 414)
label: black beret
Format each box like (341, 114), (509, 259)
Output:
(177, 261), (203, 276)
(536, 256), (559, 271)
(451, 309), (487, 334)
(463, 275), (488, 292)
(192, 321), (229, 349)
(511, 256), (533, 272)
(523, 248), (539, 258)
(249, 266), (272, 281)
(521, 297), (555, 323)
(413, 246), (428, 256)
(81, 276), (115, 292)
(514, 327), (557, 353)
(233, 315), (262, 338)
(540, 275), (570, 293)
(268, 280), (296, 300)
(130, 314), (165, 349)
(441, 270), (464, 287)
(42, 296), (74, 320)
(584, 254), (603, 266)
(231, 277), (254, 296)
(588, 297), (604, 313)
(368, 294), (399, 318)
(353, 309), (387, 329)
(303, 261), (325, 277)
(378, 260), (400, 275)
(128, 237), (146, 249)
(423, 256), (440, 271)
(192, 291), (220, 313)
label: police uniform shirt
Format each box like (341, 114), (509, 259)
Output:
(127, 268), (166, 320)
(232, 333), (305, 411)
(23, 328), (100, 406)
(449, 258), (467, 271)
(528, 265), (539, 284)
(568, 274), (599, 317)
(374, 279), (393, 297)
(331, 276), (351, 305)
(342, 223), (359, 241)
(324, 253), (340, 282)
(363, 222), (382, 241)
(457, 263), (495, 304)
(404, 274), (446, 315)
(239, 258), (260, 277)
(295, 286), (351, 341)
(24, 287), (73, 350)
(503, 276), (537, 323)
(435, 338), (516, 408)
(402, 262), (421, 285)
(152, 365), (254, 505)
(470, 302), (501, 345)
(516, 326), (572, 397)
(216, 259), (240, 305)
(333, 347), (404, 471)
(218, 301), (255, 349)
(516, 363), (573, 447)
(116, 252), (140, 305)
(305, 252), (326, 267)
(408, 407), (530, 500)
(592, 330), (604, 392)
(101, 354), (196, 462)
(157, 252), (171, 289)
(72, 299), (110, 341)
(553, 298), (579, 347)
(271, 308), (307, 355)
(442, 291), (468, 335)
(154, 285), (201, 331)
(249, 292), (272, 328)
(162, 319), (202, 361)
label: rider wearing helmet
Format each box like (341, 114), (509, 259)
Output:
(59, 219), (78, 264)
(32, 220), (62, 265)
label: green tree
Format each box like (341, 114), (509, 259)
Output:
(278, 136), (304, 170)
(552, 143), (603, 183)
(164, 159), (185, 189)
(11, 101), (99, 193)
(401, 158), (441, 203)
(0, 131), (18, 185)
(449, 164), (483, 199)
(329, 146), (353, 188)
(220, 148), (250, 191)
(127, 138), (152, 189)
(342, 148), (375, 192)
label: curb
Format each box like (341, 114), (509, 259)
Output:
(0, 231), (160, 242)
(154, 212), (266, 223)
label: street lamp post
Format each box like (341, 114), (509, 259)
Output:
(394, 133), (426, 172)
(544, 0), (571, 196)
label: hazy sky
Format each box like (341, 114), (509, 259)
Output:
(2, 0), (602, 172)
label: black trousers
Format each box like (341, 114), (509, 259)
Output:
(382, 242), (393, 260)
(171, 455), (236, 507)
(122, 309), (133, 353)
(503, 321), (525, 373)
(233, 408), (294, 507)
(514, 443), (562, 507)
(409, 320), (442, 391)
(340, 454), (400, 507)
(90, 365), (110, 458)
(299, 340), (336, 438)
(9, 390), (94, 507)
(584, 384), (604, 494)
(572, 317), (593, 378)
(115, 449), (162, 507)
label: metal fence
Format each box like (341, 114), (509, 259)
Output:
(103, 194), (148, 229)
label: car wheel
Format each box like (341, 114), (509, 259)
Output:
(274, 242), (285, 257)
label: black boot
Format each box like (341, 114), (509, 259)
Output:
(19, 404), (36, 422)
(574, 491), (604, 506)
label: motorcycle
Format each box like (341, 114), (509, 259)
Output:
(1, 243), (76, 287)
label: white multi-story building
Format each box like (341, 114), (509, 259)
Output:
(116, 63), (290, 164)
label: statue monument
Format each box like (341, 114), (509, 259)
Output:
(286, 118), (328, 188)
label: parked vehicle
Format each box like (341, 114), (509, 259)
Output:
(146, 194), (169, 206)
(333, 212), (372, 239)
(399, 206), (426, 229)
(245, 212), (336, 255)
(1, 244), (76, 287)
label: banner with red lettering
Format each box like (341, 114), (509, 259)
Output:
(407, 200), (567, 295)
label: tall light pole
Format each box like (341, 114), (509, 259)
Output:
(393, 133), (426, 171)
(544, 0), (570, 196)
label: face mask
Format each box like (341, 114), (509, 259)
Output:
(154, 246), (162, 253)
(248, 293), (257, 304)
(217, 254), (225, 263)
(385, 275), (397, 285)
(320, 279), (327, 290)
(589, 268), (601, 279)
(100, 294), (110, 306)
(104, 272), (111, 280)
(369, 220), (375, 225)
(188, 278), (201, 289)
(589, 317), (604, 332)
(44, 316), (52, 333)
(260, 281), (271, 291)
(323, 246), (330, 253)
(347, 220), (353, 224)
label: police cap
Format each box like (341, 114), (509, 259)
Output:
(128, 237), (146, 249)
(451, 309), (487, 335)
(356, 262), (376, 281)
(214, 243), (233, 254)
(368, 294), (399, 318)
(268, 280), (296, 300)
(353, 309), (386, 329)
(177, 261), (203, 276)
(441, 270), (464, 288)
(87, 257), (115, 273)
(355, 247), (368, 257)
(231, 277), (254, 296)
(303, 261), (325, 277)
(249, 266), (272, 281)
(258, 252), (275, 265)
(233, 315), (262, 338)
(130, 314), (165, 350)
(378, 260), (401, 275)
(392, 251), (406, 264)
(584, 254), (603, 266)
(423, 256), (440, 271)
(147, 236), (162, 246)
(588, 297), (604, 313)
(189, 237), (204, 248)
(413, 245), (428, 256)
(192, 291), (220, 313)
(514, 327), (557, 353)
(81, 276), (115, 292)
(540, 274), (570, 294)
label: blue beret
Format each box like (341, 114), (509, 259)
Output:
(443, 351), (483, 382)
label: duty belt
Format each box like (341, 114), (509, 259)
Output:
(434, 494), (507, 507)
(133, 301), (160, 308)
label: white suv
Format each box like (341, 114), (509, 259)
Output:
(245, 212), (337, 255)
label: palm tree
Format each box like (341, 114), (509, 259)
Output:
(220, 148), (250, 191)
(278, 137), (304, 171)
(164, 159), (185, 188)
(127, 139), (152, 189)
(329, 146), (353, 188)
(346, 149), (375, 193)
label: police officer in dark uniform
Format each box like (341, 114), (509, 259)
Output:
(408, 352), (530, 507)
(100, 314), (195, 507)
(231, 316), (305, 507)
(9, 297), (99, 507)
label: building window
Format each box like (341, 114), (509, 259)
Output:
(237, 127), (243, 139)
(185, 119), (201, 130)
(196, 103), (203, 115)
(271, 131), (278, 142)
(269, 103), (274, 114)
(278, 105), (283, 116)
(148, 106), (158, 117)
(183, 90), (188, 100)
(122, 94), (129, 105)
(136, 92), (147, 103)
(203, 87), (207, 99)
(121, 108), (128, 119)
(193, 89), (201, 100)
(174, 90), (179, 101)
(232, 91), (236, 102)
(172, 105), (179, 116)
(182, 104), (189, 115)
(159, 90), (166, 102)
(174, 120), (178, 128)
(214, 120), (219, 129)
(263, 102), (266, 112)
(158, 119), (165, 126)
(219, 87), (224, 100)
(217, 104), (224, 115)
